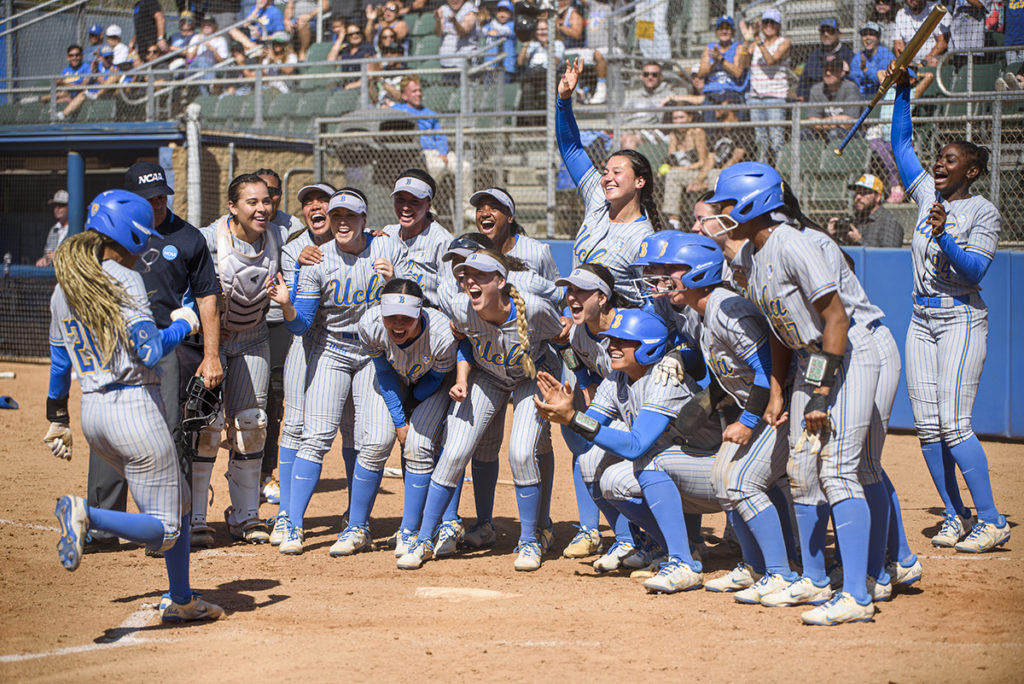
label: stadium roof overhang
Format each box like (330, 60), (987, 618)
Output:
(0, 122), (183, 152)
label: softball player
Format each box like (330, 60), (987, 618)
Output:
(890, 67), (1008, 553)
(356, 278), (458, 556)
(712, 161), (879, 625)
(46, 190), (221, 622)
(557, 58), (659, 307)
(397, 250), (564, 572)
(268, 182), (338, 546)
(383, 169), (454, 304)
(270, 188), (408, 556)
(193, 173), (282, 546)
(535, 308), (722, 594)
(470, 187), (559, 282)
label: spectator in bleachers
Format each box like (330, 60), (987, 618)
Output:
(168, 12), (197, 70)
(207, 0), (243, 33)
(105, 25), (132, 65)
(796, 17), (853, 101)
(35, 190), (69, 267)
(697, 16), (750, 122)
(742, 9), (791, 166)
(436, 0), (478, 80)
(57, 46), (121, 120)
(869, 0), (901, 49)
(894, 0), (949, 67)
(38, 45), (89, 105)
(232, 0), (288, 50)
(805, 55), (860, 141)
(518, 18), (565, 73)
(132, 0), (170, 55)
(376, 27), (405, 55)
(948, 0), (993, 65)
(482, 0), (517, 83)
(225, 41), (258, 95)
(263, 31), (299, 92)
(328, 21), (377, 88)
(366, 1), (410, 54)
(660, 106), (710, 230)
(620, 60), (676, 147)
(330, 16), (347, 41)
(1007, 0), (1024, 65)
(331, 0), (365, 27)
(84, 24), (105, 66)
(285, 0), (329, 60)
(827, 174), (904, 247)
(853, 21), (895, 97)
(371, 43), (408, 104)
(555, 0), (608, 104)
(188, 17), (230, 93)
(704, 105), (747, 187)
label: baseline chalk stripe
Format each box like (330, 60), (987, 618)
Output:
(414, 586), (520, 601)
(0, 606), (154, 663)
(0, 518), (60, 532)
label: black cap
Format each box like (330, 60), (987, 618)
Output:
(125, 161), (174, 198)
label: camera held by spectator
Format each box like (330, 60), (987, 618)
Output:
(827, 173), (905, 248)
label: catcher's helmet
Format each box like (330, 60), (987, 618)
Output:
(181, 376), (222, 432)
(85, 189), (155, 256)
(600, 308), (670, 365)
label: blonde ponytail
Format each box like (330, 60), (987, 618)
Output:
(507, 283), (535, 379)
(52, 231), (131, 366)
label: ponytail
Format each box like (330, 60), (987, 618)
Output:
(507, 283), (536, 379)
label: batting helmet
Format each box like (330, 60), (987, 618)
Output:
(600, 308), (670, 365)
(181, 376), (222, 432)
(659, 233), (724, 290)
(633, 230), (683, 267)
(86, 189), (155, 256)
(705, 161), (787, 224)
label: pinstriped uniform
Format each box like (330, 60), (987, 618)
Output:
(437, 264), (563, 316)
(49, 262), (187, 545)
(739, 225), (880, 506)
(279, 230), (315, 452)
(568, 322), (612, 378)
(571, 166), (654, 307)
(652, 296), (703, 357)
(430, 290), (563, 487)
(508, 233), (560, 282)
(357, 306), (457, 472)
(905, 172), (998, 446)
(294, 234), (409, 466)
(701, 288), (788, 521)
(383, 220), (454, 304)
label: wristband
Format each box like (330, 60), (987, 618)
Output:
(560, 346), (582, 372)
(804, 392), (829, 416)
(47, 396), (69, 424)
(804, 351), (843, 388)
(744, 384), (771, 420)
(568, 411), (600, 442)
(738, 410), (760, 429)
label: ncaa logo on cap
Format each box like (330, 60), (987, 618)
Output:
(138, 171), (165, 184)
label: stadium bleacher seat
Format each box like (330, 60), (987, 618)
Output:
(17, 102), (47, 124)
(0, 103), (19, 124)
(327, 89), (360, 115)
(410, 12), (435, 37)
(82, 99), (116, 122)
(193, 94), (219, 119)
(306, 41), (334, 62)
(413, 34), (441, 56)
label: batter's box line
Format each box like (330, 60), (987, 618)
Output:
(0, 605), (157, 664)
(0, 518), (60, 532)
(918, 554), (1019, 561)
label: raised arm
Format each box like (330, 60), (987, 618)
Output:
(555, 58), (596, 188)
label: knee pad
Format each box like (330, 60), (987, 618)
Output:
(234, 408), (268, 455)
(196, 412), (225, 459)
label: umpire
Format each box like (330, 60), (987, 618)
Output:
(84, 161), (222, 552)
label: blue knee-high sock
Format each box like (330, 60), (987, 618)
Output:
(88, 507), (164, 546)
(684, 513), (703, 545)
(794, 503), (829, 584)
(638, 470), (697, 569)
(745, 508), (796, 578)
(767, 483), (800, 567)
(882, 471), (915, 565)
(400, 471), (433, 533)
(289, 458), (322, 530)
(277, 446), (297, 515)
(417, 480), (457, 543)
(572, 456), (600, 531)
(863, 481), (892, 582)
(471, 459), (499, 523)
(727, 511), (765, 574)
(941, 442), (969, 516)
(920, 441), (967, 518)
(164, 515), (191, 604)
(832, 498), (871, 603)
(515, 483), (541, 543)
(342, 447), (357, 503)
(948, 436), (1000, 523)
(588, 480), (628, 543)
(348, 463), (384, 528)
(537, 451), (555, 529)
(610, 497), (668, 551)
(445, 475), (463, 522)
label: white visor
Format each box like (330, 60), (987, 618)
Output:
(441, 247), (475, 262)
(381, 293), (423, 318)
(469, 188), (515, 219)
(391, 176), (434, 200)
(328, 191), (367, 215)
(452, 252), (508, 279)
(297, 182), (336, 203)
(555, 268), (611, 297)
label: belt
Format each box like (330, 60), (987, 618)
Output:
(100, 382), (145, 392)
(338, 331), (359, 341)
(913, 294), (971, 308)
(851, 316), (884, 331)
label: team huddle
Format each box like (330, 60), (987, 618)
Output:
(44, 62), (1008, 627)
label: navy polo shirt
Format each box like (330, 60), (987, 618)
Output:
(136, 210), (220, 327)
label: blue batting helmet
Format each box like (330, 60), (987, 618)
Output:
(660, 233), (724, 290)
(600, 308), (670, 365)
(705, 161), (787, 224)
(86, 189), (155, 255)
(633, 230), (683, 267)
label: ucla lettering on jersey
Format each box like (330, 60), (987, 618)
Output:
(473, 338), (526, 370)
(328, 273), (386, 307)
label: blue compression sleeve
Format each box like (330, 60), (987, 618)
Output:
(412, 368), (446, 402)
(592, 408), (673, 461)
(891, 85), (925, 190)
(935, 232), (992, 285)
(130, 319), (190, 369)
(739, 340), (771, 428)
(285, 296), (318, 336)
(574, 366), (594, 390)
(48, 344), (73, 399)
(159, 319), (190, 351)
(371, 355), (407, 428)
(555, 96), (596, 188)
(457, 338), (473, 364)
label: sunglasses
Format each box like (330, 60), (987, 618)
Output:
(381, 32), (396, 38)
(820, 26), (838, 33)
(267, 187), (282, 198)
(68, 52), (83, 57)
(642, 71), (661, 77)
(385, 5), (398, 10)
(347, 30), (362, 36)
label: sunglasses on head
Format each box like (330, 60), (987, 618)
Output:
(385, 4), (398, 10)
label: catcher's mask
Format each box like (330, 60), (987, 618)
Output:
(181, 376), (222, 432)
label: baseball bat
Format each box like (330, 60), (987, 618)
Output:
(834, 3), (947, 155)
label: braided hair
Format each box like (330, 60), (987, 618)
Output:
(476, 248), (536, 379)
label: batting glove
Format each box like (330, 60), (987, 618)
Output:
(170, 306), (200, 335)
(652, 353), (686, 387)
(43, 422), (73, 461)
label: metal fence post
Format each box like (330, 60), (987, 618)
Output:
(254, 68), (263, 128)
(456, 58), (469, 235)
(185, 102), (203, 228)
(790, 103), (801, 198)
(67, 151), (84, 236)
(991, 97), (1001, 209)
(360, 62), (369, 109)
(545, 23), (557, 239)
(145, 76), (155, 122)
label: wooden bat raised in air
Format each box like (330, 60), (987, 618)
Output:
(834, 3), (947, 155)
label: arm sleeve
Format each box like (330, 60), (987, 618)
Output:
(891, 85), (926, 191)
(48, 344), (73, 399)
(935, 232), (992, 285)
(574, 366), (594, 390)
(129, 319), (191, 369)
(412, 368), (446, 401)
(371, 355), (408, 428)
(457, 338), (474, 364)
(591, 408), (674, 461)
(738, 339), (771, 427)
(285, 291), (319, 335)
(555, 96), (596, 188)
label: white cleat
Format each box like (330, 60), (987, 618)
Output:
(705, 563), (761, 592)
(642, 558), (703, 594)
(800, 591), (876, 626)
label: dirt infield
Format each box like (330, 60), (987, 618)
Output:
(1, 360), (1021, 682)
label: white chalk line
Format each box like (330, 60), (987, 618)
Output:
(0, 518), (60, 532)
(919, 554), (1019, 561)
(0, 604), (157, 664)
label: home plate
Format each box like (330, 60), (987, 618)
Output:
(415, 587), (519, 601)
